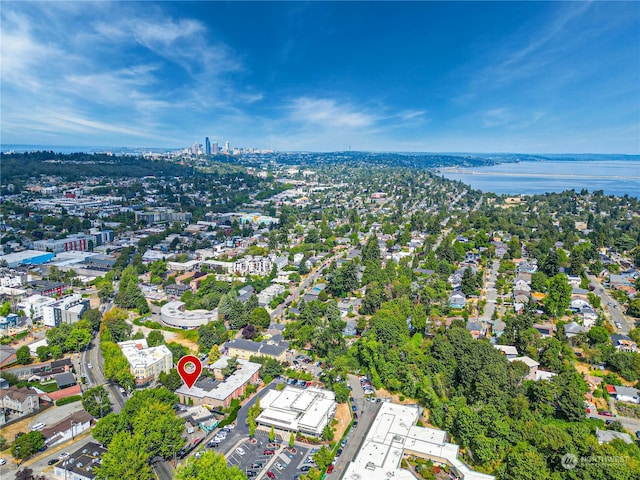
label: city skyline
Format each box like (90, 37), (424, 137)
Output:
(1, 2), (639, 154)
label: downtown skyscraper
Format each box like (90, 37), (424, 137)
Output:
(205, 137), (211, 155)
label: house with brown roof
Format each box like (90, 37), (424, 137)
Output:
(42, 409), (94, 447)
(0, 385), (39, 415)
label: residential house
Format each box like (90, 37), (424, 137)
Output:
(343, 318), (358, 337)
(595, 428), (633, 445)
(613, 386), (640, 404)
(224, 338), (289, 363)
(611, 334), (637, 352)
(0, 385), (39, 415)
(466, 321), (483, 339)
(165, 283), (190, 298)
(509, 356), (540, 380)
(55, 372), (77, 390)
(493, 345), (518, 359)
(533, 323), (555, 337)
(564, 321), (587, 338)
(448, 292), (466, 309)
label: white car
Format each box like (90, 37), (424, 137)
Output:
(31, 422), (46, 431)
(0, 458), (6, 466)
(236, 447), (246, 456)
(87, 363), (92, 369)
(58, 452), (70, 460)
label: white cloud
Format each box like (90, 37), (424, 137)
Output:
(0, 2), (250, 145)
(288, 97), (376, 129)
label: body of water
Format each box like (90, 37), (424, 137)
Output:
(439, 160), (640, 198)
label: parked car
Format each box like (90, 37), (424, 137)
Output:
(251, 462), (263, 468)
(352, 405), (357, 412)
(31, 422), (46, 431)
(354, 412), (358, 419)
(247, 472), (257, 478)
(236, 447), (246, 456)
(301, 465), (311, 472)
(600, 411), (614, 417)
(605, 419), (615, 425)
(327, 464), (335, 473)
(275, 462), (284, 470)
(264, 449), (275, 455)
(47, 458), (59, 466)
(267, 471), (276, 479)
(0, 459), (6, 466)
(59, 452), (70, 460)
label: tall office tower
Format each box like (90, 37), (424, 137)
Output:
(213, 142), (219, 155)
(224, 141), (230, 153)
(205, 137), (211, 155)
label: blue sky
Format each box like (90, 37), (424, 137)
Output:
(1, 1), (638, 153)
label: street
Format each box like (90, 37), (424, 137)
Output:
(588, 275), (635, 334)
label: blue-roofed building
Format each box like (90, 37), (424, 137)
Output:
(0, 250), (55, 268)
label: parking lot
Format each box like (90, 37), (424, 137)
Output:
(225, 430), (316, 480)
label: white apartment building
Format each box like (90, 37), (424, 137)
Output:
(41, 294), (88, 327)
(257, 283), (285, 306)
(118, 339), (172, 386)
(18, 294), (57, 320)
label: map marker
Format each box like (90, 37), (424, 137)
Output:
(177, 355), (202, 389)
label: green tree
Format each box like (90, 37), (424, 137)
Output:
(289, 431), (295, 449)
(198, 320), (227, 352)
(587, 326), (610, 345)
(628, 298), (640, 318)
(82, 386), (112, 418)
(544, 273), (571, 318)
(249, 307), (271, 330)
(461, 267), (476, 296)
(312, 446), (334, 470)
(158, 369), (183, 391)
(208, 344), (221, 364)
(96, 432), (153, 480)
(16, 345), (31, 365)
(11, 431), (44, 460)
(500, 442), (550, 480)
(82, 308), (103, 331)
(269, 425), (275, 442)
(147, 330), (165, 347)
(35, 345), (51, 362)
(175, 451), (247, 480)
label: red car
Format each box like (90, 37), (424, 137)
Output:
(327, 464), (335, 474)
(267, 471), (276, 479)
(600, 411), (614, 417)
(264, 449), (275, 455)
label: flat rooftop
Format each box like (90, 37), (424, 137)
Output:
(342, 402), (494, 480)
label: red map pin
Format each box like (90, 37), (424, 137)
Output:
(177, 355), (202, 389)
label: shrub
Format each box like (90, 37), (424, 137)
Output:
(56, 395), (82, 406)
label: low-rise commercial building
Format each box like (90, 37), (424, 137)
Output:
(342, 402), (494, 480)
(255, 386), (337, 437)
(53, 440), (106, 479)
(118, 339), (172, 387)
(175, 356), (261, 408)
(160, 301), (218, 329)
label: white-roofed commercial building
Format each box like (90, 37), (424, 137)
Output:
(342, 402), (494, 480)
(255, 385), (337, 437)
(160, 301), (218, 329)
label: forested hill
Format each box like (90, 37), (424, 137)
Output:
(0, 151), (196, 184)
